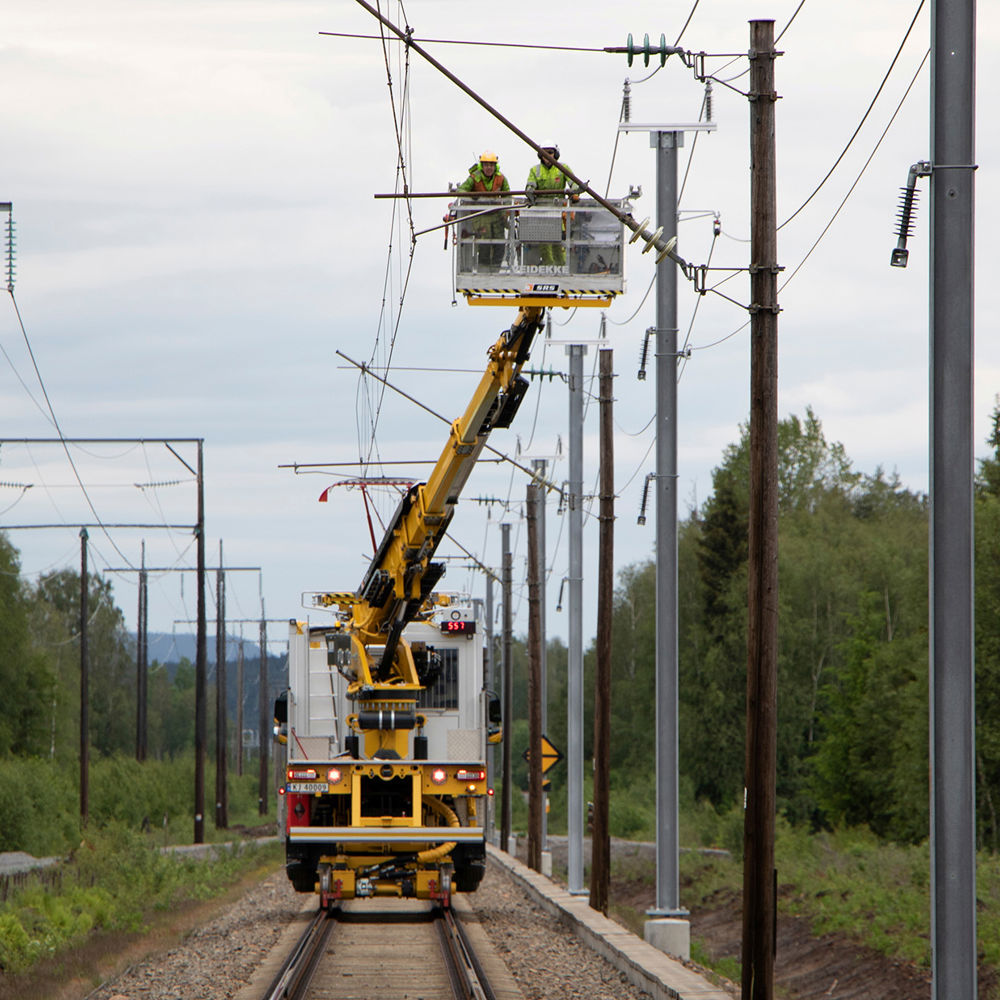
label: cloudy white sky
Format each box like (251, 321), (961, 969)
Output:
(1, 0), (994, 653)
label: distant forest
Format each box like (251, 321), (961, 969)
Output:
(0, 549), (286, 761)
(4, 404), (1000, 848)
(510, 405), (1000, 850)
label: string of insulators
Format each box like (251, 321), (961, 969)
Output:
(704, 80), (713, 124)
(637, 472), (654, 525)
(637, 326), (655, 381)
(628, 218), (678, 263)
(524, 366), (563, 383)
(135, 479), (187, 489)
(5, 211), (15, 293)
(624, 32), (679, 68)
(622, 79), (632, 123)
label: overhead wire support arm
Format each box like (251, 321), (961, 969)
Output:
(336, 349), (562, 494)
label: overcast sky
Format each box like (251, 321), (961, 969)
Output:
(1, 0), (995, 655)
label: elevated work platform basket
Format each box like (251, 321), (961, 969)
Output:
(451, 196), (631, 308)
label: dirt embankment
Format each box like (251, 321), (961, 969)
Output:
(539, 836), (986, 1000)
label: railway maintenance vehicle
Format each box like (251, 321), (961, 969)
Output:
(276, 187), (630, 908)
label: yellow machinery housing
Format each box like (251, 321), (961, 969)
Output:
(280, 307), (544, 906)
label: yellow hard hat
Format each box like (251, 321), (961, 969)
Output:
(479, 150), (498, 164)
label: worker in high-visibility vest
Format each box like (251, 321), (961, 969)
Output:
(454, 151), (510, 268)
(524, 144), (577, 266)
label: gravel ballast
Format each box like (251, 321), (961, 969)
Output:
(85, 858), (656, 1000)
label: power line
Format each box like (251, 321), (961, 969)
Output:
(320, 31), (608, 53)
(779, 0), (926, 230)
(5, 296), (139, 568)
(774, 0), (809, 43)
(780, 49), (930, 289)
(682, 45), (930, 365)
(360, 5), (418, 492)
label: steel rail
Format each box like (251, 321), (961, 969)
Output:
(437, 906), (496, 1000)
(261, 906), (336, 1000)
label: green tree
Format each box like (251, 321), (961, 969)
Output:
(146, 659), (197, 759)
(29, 569), (135, 759)
(810, 587), (927, 841)
(976, 398), (1000, 850)
(0, 533), (53, 756)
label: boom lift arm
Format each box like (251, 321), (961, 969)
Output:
(315, 306), (544, 721)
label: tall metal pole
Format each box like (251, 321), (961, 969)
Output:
(652, 127), (684, 920)
(532, 458), (548, 856)
(500, 522), (513, 853)
(930, 0), (976, 995)
(567, 342), (586, 894)
(258, 602), (269, 816)
(194, 441), (207, 844)
(743, 21), (779, 1000)
(136, 539), (148, 762)
(79, 527), (89, 826)
(215, 539), (228, 828)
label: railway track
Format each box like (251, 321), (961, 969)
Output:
(261, 898), (497, 1000)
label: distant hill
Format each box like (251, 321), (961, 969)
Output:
(145, 631), (280, 667)
(138, 632), (288, 719)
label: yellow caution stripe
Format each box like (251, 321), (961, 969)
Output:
(466, 295), (613, 308)
(289, 826), (484, 843)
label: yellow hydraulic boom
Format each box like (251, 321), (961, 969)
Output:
(315, 305), (544, 753)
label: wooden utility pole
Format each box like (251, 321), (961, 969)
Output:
(743, 19), (779, 1000)
(500, 523), (513, 852)
(79, 528), (89, 826)
(590, 349), (614, 914)
(526, 483), (543, 872)
(236, 640), (244, 777)
(195, 441), (207, 844)
(259, 609), (269, 815)
(215, 541), (228, 828)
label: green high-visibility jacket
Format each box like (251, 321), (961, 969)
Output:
(458, 165), (510, 193)
(525, 162), (576, 192)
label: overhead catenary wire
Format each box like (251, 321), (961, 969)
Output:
(0, 336), (55, 427)
(322, 0), (704, 57)
(775, 0), (809, 43)
(780, 48), (930, 290)
(6, 291), (137, 569)
(681, 45), (929, 364)
(778, 0), (927, 230)
(338, 349), (559, 489)
(359, 0), (418, 502)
